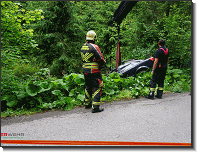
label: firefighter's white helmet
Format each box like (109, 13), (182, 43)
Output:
(86, 30), (97, 41)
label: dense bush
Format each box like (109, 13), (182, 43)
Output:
(1, 67), (191, 113)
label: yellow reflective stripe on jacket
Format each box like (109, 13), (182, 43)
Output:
(84, 66), (99, 69)
(81, 46), (89, 50)
(150, 88), (156, 91)
(84, 53), (93, 62)
(83, 62), (99, 69)
(83, 62), (99, 66)
(81, 52), (94, 62)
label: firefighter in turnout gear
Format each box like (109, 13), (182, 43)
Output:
(80, 30), (106, 113)
(146, 39), (169, 99)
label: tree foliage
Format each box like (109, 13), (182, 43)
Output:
(1, 1), (191, 71)
(120, 1), (191, 67)
(1, 1), (44, 68)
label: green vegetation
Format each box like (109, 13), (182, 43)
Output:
(1, 1), (191, 118)
(1, 68), (191, 118)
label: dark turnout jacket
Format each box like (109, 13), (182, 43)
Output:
(155, 46), (169, 70)
(80, 42), (106, 74)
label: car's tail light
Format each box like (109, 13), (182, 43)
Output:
(149, 57), (154, 61)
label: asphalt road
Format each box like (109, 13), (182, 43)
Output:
(1, 92), (191, 146)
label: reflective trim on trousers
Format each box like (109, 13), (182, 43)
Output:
(85, 89), (91, 105)
(150, 88), (156, 91)
(92, 101), (100, 106)
(93, 88), (101, 99)
(157, 87), (164, 90)
(85, 89), (91, 99)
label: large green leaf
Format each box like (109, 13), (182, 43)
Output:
(69, 73), (78, 80)
(61, 83), (69, 91)
(113, 79), (121, 82)
(38, 82), (53, 93)
(106, 89), (115, 95)
(26, 83), (42, 96)
(63, 97), (74, 110)
(1, 95), (8, 101)
(52, 90), (61, 96)
(173, 74), (180, 78)
(6, 95), (18, 107)
(40, 81), (51, 89)
(7, 100), (18, 108)
(12, 91), (27, 99)
(75, 75), (85, 86)
(69, 89), (75, 96)
(77, 94), (85, 101)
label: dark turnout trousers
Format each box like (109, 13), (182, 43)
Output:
(149, 68), (167, 98)
(84, 72), (103, 109)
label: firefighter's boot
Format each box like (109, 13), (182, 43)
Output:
(146, 91), (155, 99)
(92, 105), (104, 113)
(155, 89), (163, 99)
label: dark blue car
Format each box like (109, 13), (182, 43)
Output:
(110, 57), (155, 78)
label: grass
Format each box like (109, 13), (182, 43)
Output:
(1, 108), (43, 118)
